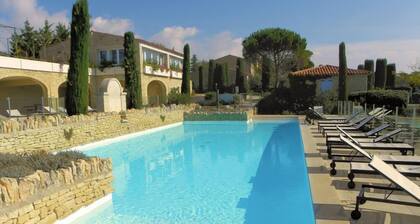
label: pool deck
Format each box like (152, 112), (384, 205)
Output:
(297, 117), (420, 224)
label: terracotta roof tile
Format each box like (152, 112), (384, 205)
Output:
(290, 65), (369, 78)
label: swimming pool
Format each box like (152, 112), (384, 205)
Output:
(74, 120), (315, 223)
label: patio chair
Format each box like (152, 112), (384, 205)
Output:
(318, 115), (366, 132)
(326, 128), (402, 156)
(317, 111), (362, 125)
(317, 107), (384, 126)
(39, 106), (57, 114)
(88, 106), (96, 112)
(325, 127), (414, 159)
(5, 109), (25, 117)
(329, 134), (417, 176)
(321, 116), (375, 135)
(324, 123), (390, 138)
(327, 127), (415, 159)
(350, 156), (420, 220)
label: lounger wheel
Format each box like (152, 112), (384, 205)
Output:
(330, 161), (336, 169)
(329, 169), (337, 176)
(351, 210), (361, 220)
(347, 181), (355, 189)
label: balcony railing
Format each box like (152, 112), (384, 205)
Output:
(144, 65), (182, 79)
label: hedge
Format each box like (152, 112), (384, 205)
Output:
(348, 89), (408, 108)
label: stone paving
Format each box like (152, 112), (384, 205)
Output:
(299, 118), (420, 224)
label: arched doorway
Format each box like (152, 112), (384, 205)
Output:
(0, 76), (48, 116)
(147, 80), (166, 106)
(97, 78), (126, 112)
(58, 82), (67, 109)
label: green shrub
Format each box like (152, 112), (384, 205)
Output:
(314, 90), (338, 114)
(167, 87), (192, 105)
(348, 89), (408, 108)
(0, 151), (89, 178)
(204, 92), (216, 100)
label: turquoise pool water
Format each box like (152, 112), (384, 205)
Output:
(75, 120), (315, 223)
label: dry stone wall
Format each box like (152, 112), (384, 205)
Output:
(0, 105), (193, 153)
(184, 109), (254, 121)
(0, 158), (112, 224)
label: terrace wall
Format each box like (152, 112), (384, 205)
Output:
(0, 105), (194, 153)
(184, 109), (254, 121)
(0, 158), (112, 224)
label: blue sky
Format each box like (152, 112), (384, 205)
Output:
(1, 0), (420, 71)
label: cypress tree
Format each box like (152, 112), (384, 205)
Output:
(386, 63), (396, 89)
(66, 0), (90, 115)
(236, 58), (246, 93)
(374, 58), (387, 89)
(223, 63), (229, 92)
(124, 31), (141, 108)
(364, 59), (374, 90)
(338, 42), (347, 101)
(208, 60), (215, 91)
(181, 44), (191, 94)
(214, 64), (224, 92)
(198, 66), (204, 93)
(261, 56), (271, 92)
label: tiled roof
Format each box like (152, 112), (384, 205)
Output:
(290, 65), (369, 78)
(92, 31), (183, 57)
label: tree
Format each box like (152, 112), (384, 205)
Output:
(65, 0), (90, 116)
(357, 64), (364, 70)
(338, 42), (347, 101)
(20, 20), (39, 58)
(208, 59), (215, 91)
(223, 63), (229, 92)
(235, 58), (247, 93)
(198, 66), (204, 93)
(375, 58), (387, 89)
(243, 28), (311, 88)
(124, 32), (141, 109)
(181, 44), (191, 94)
(364, 59), (375, 90)
(214, 64), (225, 93)
(53, 23), (70, 44)
(39, 20), (53, 57)
(190, 54), (198, 90)
(9, 31), (25, 57)
(261, 56), (271, 92)
(386, 63), (396, 89)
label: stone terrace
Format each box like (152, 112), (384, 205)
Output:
(300, 118), (420, 224)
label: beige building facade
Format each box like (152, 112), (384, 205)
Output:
(41, 31), (183, 107)
(0, 32), (184, 116)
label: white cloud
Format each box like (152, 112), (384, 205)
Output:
(91, 17), (134, 36)
(151, 26), (198, 51)
(0, 0), (68, 28)
(151, 26), (243, 59)
(311, 39), (420, 72)
(192, 31), (243, 59)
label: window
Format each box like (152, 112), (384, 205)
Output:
(118, 49), (124, 64)
(111, 50), (118, 65)
(99, 50), (107, 63)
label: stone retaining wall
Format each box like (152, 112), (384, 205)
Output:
(0, 105), (194, 153)
(184, 109), (254, 121)
(0, 158), (112, 224)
